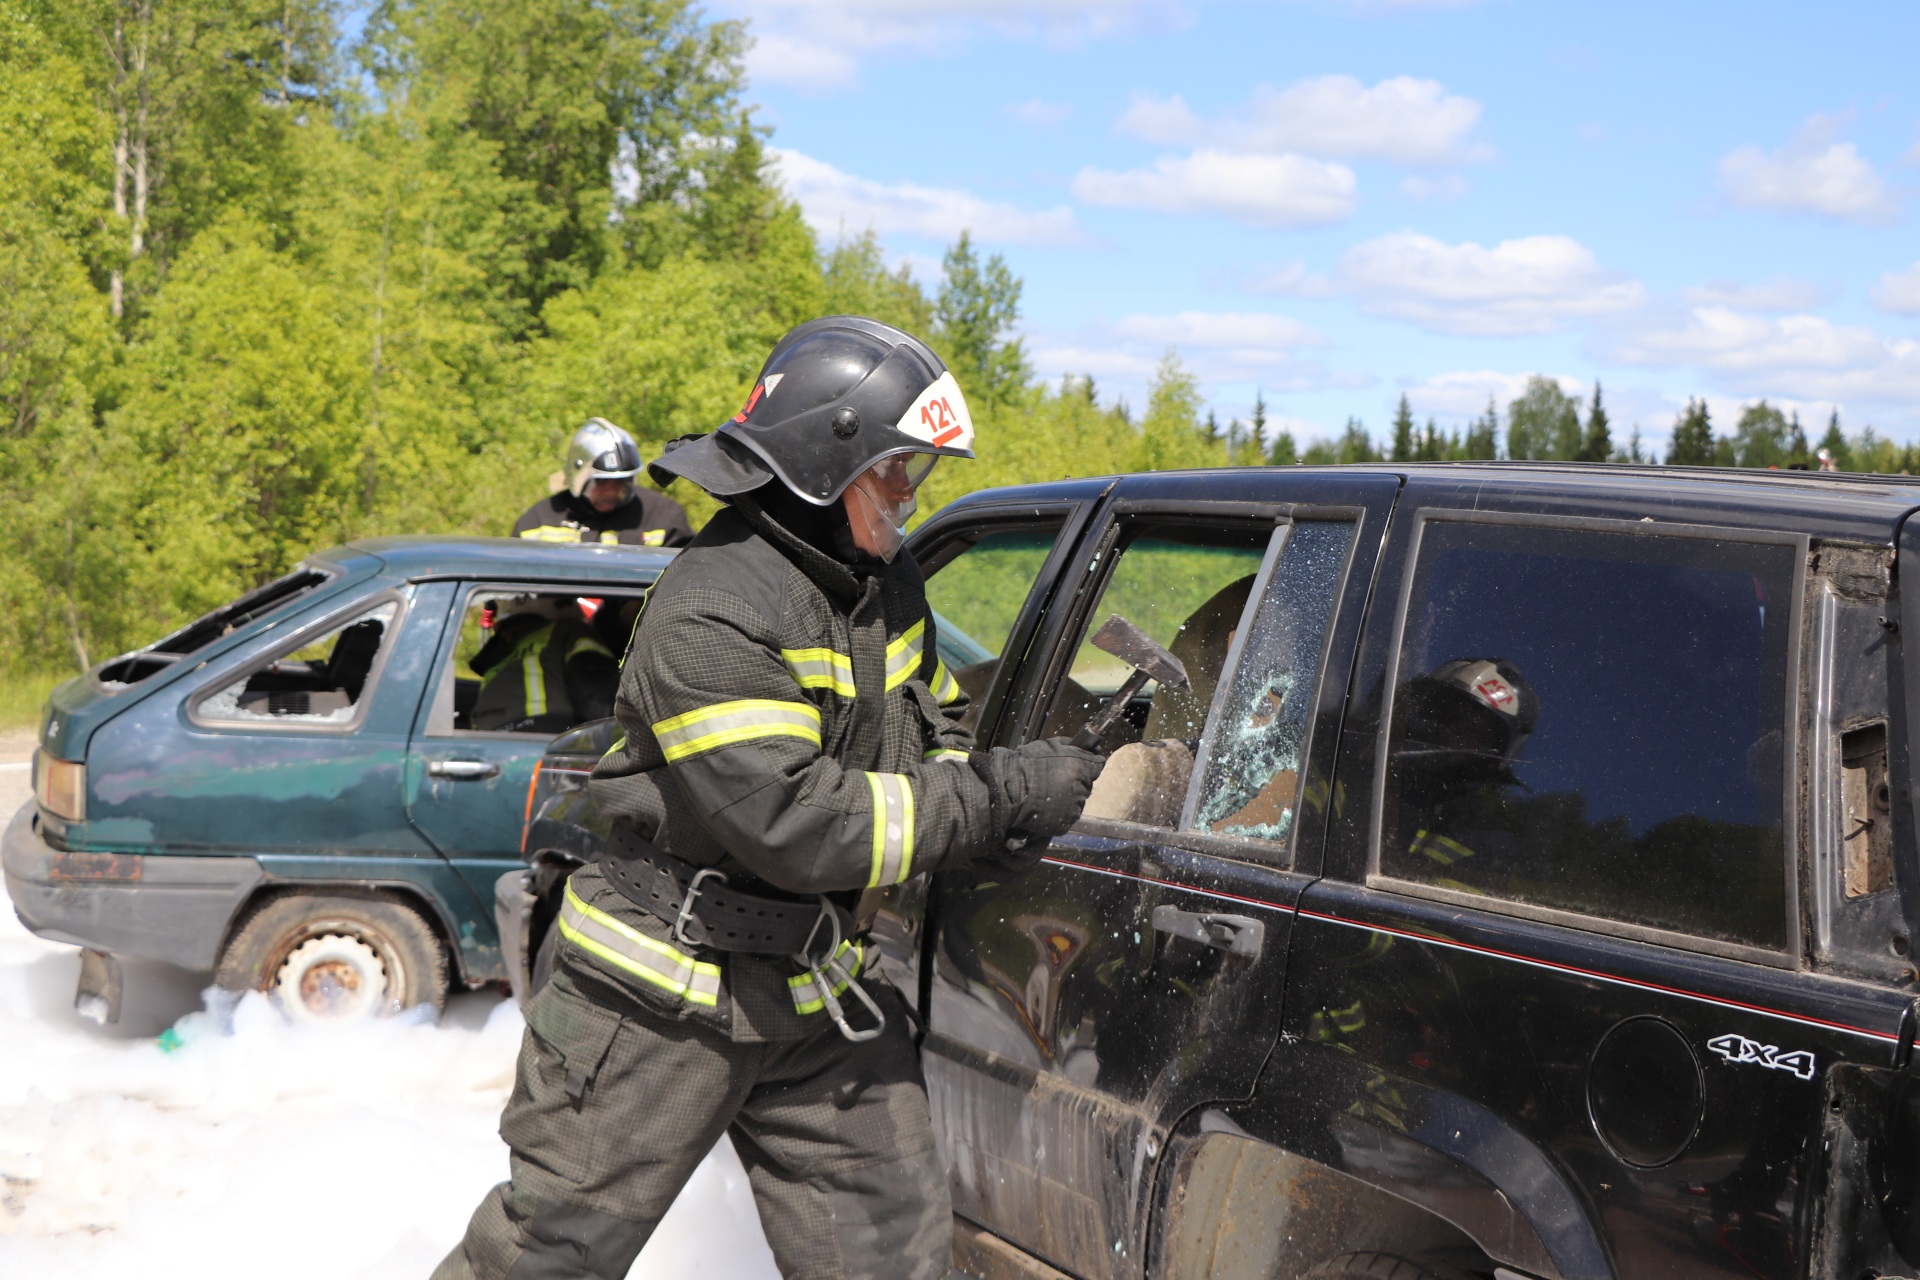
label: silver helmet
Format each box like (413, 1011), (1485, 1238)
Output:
(564, 418), (643, 498)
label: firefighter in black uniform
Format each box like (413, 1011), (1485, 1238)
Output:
(467, 599), (620, 733)
(513, 418), (695, 547)
(435, 317), (1106, 1280)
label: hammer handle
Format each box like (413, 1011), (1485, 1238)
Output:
(1072, 668), (1153, 752)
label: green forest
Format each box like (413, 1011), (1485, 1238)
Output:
(0, 0), (1908, 699)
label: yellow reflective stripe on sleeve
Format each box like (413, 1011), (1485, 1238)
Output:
(884, 619), (927, 691)
(641, 529), (668, 546)
(923, 747), (970, 764)
(780, 647), (856, 698)
(652, 699), (821, 763)
(864, 771), (913, 887)
(520, 622), (555, 718)
(567, 635), (614, 661)
(518, 526), (583, 542)
(788, 940), (866, 1014)
(599, 735), (628, 766)
(558, 882), (721, 1006)
(930, 659), (961, 705)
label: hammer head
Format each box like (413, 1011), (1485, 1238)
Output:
(1089, 614), (1191, 693)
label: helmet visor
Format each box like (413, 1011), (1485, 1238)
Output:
(870, 450), (939, 492)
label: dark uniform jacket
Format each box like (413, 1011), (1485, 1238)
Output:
(574, 495), (988, 1041)
(468, 614), (618, 733)
(513, 490), (694, 547)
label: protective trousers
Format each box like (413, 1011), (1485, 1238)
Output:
(432, 967), (952, 1280)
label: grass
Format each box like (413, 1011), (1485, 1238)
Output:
(0, 669), (70, 734)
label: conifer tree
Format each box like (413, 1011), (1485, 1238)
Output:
(1666, 399), (1715, 465)
(1337, 417), (1379, 464)
(1463, 397), (1499, 459)
(1817, 409), (1849, 470)
(1389, 394), (1415, 462)
(1578, 382), (1611, 462)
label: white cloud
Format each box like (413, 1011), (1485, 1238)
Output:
(1115, 76), (1486, 166)
(730, 0), (1185, 91)
(1610, 306), (1920, 406)
(1295, 232), (1646, 337)
(1005, 98), (1074, 128)
(1399, 173), (1470, 202)
(1718, 115), (1897, 225)
(1400, 370), (1586, 420)
(1111, 310), (1325, 351)
(1239, 260), (1332, 297)
(1872, 262), (1920, 315)
(1030, 308), (1361, 402)
(1683, 277), (1833, 312)
(1072, 150), (1357, 227)
(770, 147), (1081, 246)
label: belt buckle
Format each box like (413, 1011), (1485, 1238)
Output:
(671, 867), (728, 949)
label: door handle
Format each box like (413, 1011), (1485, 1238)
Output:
(428, 759), (500, 780)
(1151, 905), (1264, 958)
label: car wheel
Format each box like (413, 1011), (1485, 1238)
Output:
(1304, 1253), (1481, 1280)
(216, 891), (449, 1021)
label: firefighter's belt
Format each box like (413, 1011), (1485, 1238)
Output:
(600, 826), (854, 955)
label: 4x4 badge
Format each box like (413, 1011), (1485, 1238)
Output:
(1707, 1033), (1815, 1081)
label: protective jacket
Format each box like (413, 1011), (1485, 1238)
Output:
(468, 614), (618, 733)
(578, 492), (982, 1041)
(512, 490), (694, 547)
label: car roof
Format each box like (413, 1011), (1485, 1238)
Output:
(932, 462), (1920, 539)
(320, 534), (677, 583)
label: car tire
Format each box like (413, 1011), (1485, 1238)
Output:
(1304, 1254), (1481, 1280)
(216, 891), (449, 1021)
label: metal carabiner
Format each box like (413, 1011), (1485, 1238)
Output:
(812, 949), (886, 1043)
(795, 895), (885, 1043)
(671, 867), (728, 949)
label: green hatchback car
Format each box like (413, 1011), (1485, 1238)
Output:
(4, 536), (671, 1022)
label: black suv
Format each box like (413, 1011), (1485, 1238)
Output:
(517, 464), (1920, 1280)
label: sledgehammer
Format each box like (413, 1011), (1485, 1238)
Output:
(1070, 614), (1191, 752)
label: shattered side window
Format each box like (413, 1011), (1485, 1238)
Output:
(198, 602), (399, 726)
(1188, 521), (1355, 853)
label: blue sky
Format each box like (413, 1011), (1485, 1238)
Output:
(707, 0), (1920, 454)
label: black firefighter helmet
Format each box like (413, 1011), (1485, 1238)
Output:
(649, 315), (975, 506)
(1396, 657), (1539, 787)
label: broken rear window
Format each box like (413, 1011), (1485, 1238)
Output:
(96, 564), (336, 685)
(196, 601), (399, 726)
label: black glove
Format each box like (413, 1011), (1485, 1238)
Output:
(970, 738), (1106, 868)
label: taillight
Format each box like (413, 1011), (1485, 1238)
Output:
(34, 749), (86, 822)
(520, 759), (544, 853)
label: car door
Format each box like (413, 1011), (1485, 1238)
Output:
(1277, 482), (1914, 1280)
(868, 482), (1116, 1014)
(85, 580), (455, 879)
(926, 471), (1398, 1279)
(404, 581), (647, 939)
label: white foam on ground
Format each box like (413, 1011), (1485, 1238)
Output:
(0, 843), (779, 1279)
